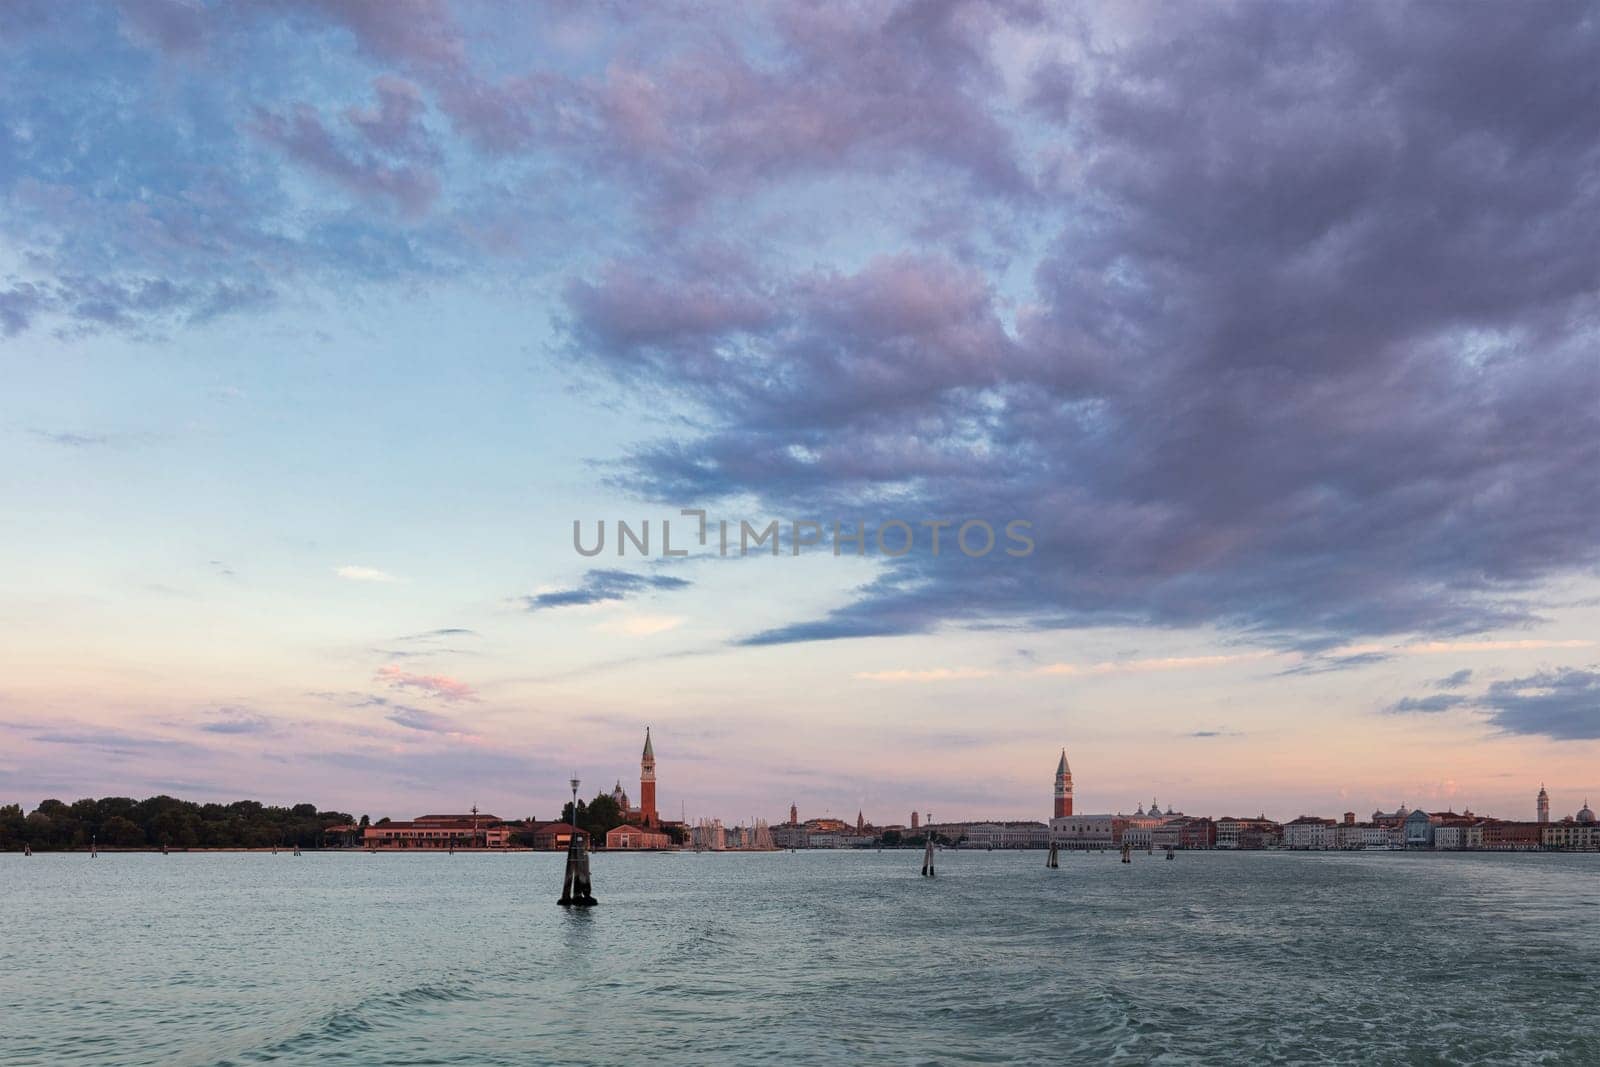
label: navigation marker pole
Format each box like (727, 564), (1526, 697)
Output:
(558, 775), (597, 907)
(921, 812), (935, 877)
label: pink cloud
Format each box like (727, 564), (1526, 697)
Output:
(252, 100), (440, 218)
(375, 664), (476, 701)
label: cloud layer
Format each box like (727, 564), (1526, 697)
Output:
(4, 1), (1597, 653)
(1387, 665), (1600, 740)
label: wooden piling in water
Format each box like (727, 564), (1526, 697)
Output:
(920, 814), (935, 877)
(1047, 842), (1059, 868)
(558, 835), (597, 906)
(558, 776), (597, 907)
(1120, 843), (1132, 864)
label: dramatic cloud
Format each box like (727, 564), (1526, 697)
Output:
(523, 569), (690, 610)
(1435, 669), (1474, 691)
(375, 664), (475, 701)
(4, 2), (1597, 655)
(563, 3), (1600, 650)
(1386, 665), (1600, 739)
(1479, 667), (1600, 741)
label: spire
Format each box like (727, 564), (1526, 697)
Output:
(642, 726), (654, 761)
(1056, 748), (1069, 775)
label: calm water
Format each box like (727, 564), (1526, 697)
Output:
(2, 849), (1597, 1065)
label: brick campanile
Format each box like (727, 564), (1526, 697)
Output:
(640, 726), (658, 827)
(1054, 748), (1074, 818)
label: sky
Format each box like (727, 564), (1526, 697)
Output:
(2, 0), (1598, 827)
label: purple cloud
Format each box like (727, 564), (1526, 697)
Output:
(524, 569), (690, 611)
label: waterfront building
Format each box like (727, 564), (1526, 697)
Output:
(1283, 816), (1339, 850)
(1214, 816), (1281, 849)
(362, 812), (510, 850)
(531, 821), (587, 850)
(1050, 814), (1119, 850)
(1173, 817), (1217, 850)
(771, 824), (808, 849)
(606, 824), (670, 849)
(1479, 820), (1543, 851)
(1542, 821), (1600, 851)
(1403, 809), (1438, 848)
(964, 822), (1051, 849)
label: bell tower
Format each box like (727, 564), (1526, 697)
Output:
(1054, 748), (1073, 818)
(1537, 783), (1550, 824)
(640, 727), (657, 827)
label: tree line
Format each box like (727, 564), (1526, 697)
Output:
(1, 796), (359, 851)
(558, 792), (687, 845)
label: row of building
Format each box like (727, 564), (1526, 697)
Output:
(344, 729), (682, 851)
(1046, 754), (1599, 852)
(340, 739), (1598, 854)
(1281, 801), (1600, 851)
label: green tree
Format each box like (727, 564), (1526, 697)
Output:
(583, 793), (625, 839)
(102, 815), (145, 848)
(0, 803), (24, 850)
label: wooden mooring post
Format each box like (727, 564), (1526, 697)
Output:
(920, 813), (935, 877)
(558, 775), (597, 907)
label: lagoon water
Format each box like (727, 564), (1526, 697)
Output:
(2, 849), (1597, 1065)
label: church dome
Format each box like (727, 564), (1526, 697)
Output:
(1579, 801), (1595, 824)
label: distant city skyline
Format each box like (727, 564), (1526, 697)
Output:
(3, 4), (1598, 822)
